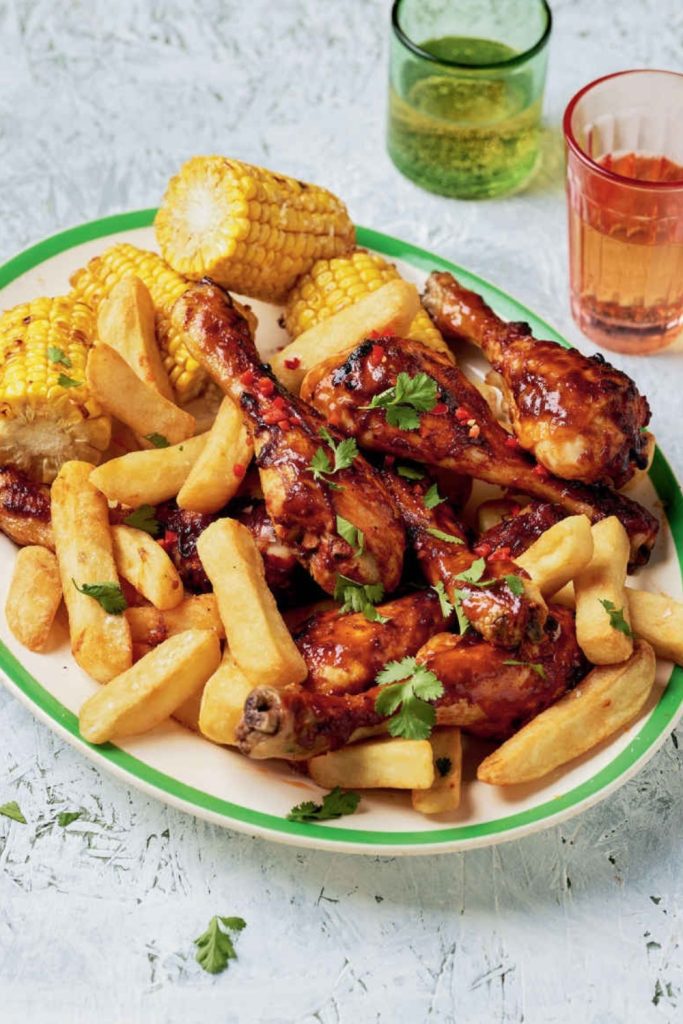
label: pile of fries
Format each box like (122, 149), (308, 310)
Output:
(2, 174), (683, 822)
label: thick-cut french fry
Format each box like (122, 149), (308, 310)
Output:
(197, 519), (307, 688)
(199, 650), (255, 745)
(111, 525), (183, 610)
(96, 276), (174, 400)
(177, 396), (254, 513)
(90, 432), (208, 506)
(574, 516), (632, 665)
(79, 629), (221, 744)
(309, 737), (435, 790)
(87, 343), (195, 446)
(552, 583), (683, 668)
(411, 728), (462, 814)
(515, 514), (593, 596)
(5, 546), (62, 651)
(126, 593), (224, 645)
(477, 640), (656, 785)
(51, 461), (132, 682)
(272, 280), (421, 392)
(173, 686), (204, 732)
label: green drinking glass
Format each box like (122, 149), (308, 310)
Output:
(387, 0), (552, 199)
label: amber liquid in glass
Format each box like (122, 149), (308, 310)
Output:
(569, 153), (683, 353)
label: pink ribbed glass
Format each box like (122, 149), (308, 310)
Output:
(564, 70), (683, 354)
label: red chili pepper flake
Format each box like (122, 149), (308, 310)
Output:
(271, 395), (287, 412)
(369, 344), (384, 366)
(368, 330), (384, 340)
(455, 406), (471, 421)
(277, 418), (291, 430)
(262, 408), (282, 424)
(432, 402), (448, 415)
(284, 356), (300, 370)
(384, 454), (395, 467)
(533, 462), (550, 478)
(468, 423), (481, 439)
(492, 546), (512, 561)
(504, 435), (521, 449)
(159, 529), (178, 552)
(509, 503), (521, 516)
(257, 377), (275, 396)
(240, 369), (256, 386)
(233, 463), (246, 479)
(474, 542), (492, 557)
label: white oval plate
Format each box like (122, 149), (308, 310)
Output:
(1, 211), (682, 855)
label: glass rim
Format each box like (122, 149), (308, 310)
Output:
(390, 0), (552, 70)
(563, 69), (683, 191)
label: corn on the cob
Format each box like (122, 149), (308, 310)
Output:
(283, 249), (452, 360)
(70, 243), (206, 403)
(0, 295), (111, 483)
(154, 156), (356, 303)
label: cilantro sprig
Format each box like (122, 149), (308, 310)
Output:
(57, 373), (82, 389)
(194, 916), (246, 975)
(362, 372), (439, 430)
(599, 599), (633, 637)
(426, 526), (463, 545)
(423, 483), (446, 510)
(47, 345), (72, 368)
(72, 580), (127, 615)
(309, 427), (358, 490)
(145, 432), (170, 448)
(336, 514), (364, 555)
(57, 811), (82, 827)
(334, 575), (388, 623)
(502, 659), (547, 680)
(123, 504), (161, 537)
(432, 580), (454, 618)
(449, 561), (526, 634)
(396, 464), (425, 481)
(287, 787), (361, 822)
(0, 801), (26, 824)
(375, 657), (444, 739)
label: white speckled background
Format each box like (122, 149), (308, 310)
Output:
(1, 1), (682, 1021)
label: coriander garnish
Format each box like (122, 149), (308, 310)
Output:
(72, 580), (127, 615)
(122, 504), (161, 537)
(194, 916), (246, 975)
(599, 599), (633, 637)
(309, 427), (358, 489)
(375, 656), (444, 740)
(362, 372), (439, 430)
(287, 787), (361, 822)
(334, 575), (388, 623)
(336, 514), (365, 555)
(145, 432), (170, 448)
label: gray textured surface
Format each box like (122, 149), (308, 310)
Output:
(1, 1), (683, 1021)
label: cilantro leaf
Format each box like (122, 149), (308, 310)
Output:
(334, 575), (388, 623)
(396, 464), (425, 480)
(194, 915), (246, 975)
(47, 345), (72, 367)
(455, 557), (487, 585)
(0, 800), (26, 824)
(375, 657), (444, 740)
(123, 504), (161, 537)
(57, 811), (82, 827)
(309, 427), (358, 488)
(452, 594), (471, 635)
(336, 514), (364, 554)
(426, 527), (463, 545)
(432, 580), (454, 618)
(72, 580), (127, 615)
(363, 372), (439, 431)
(504, 574), (525, 596)
(435, 756), (452, 778)
(145, 432), (170, 448)
(287, 787), (361, 822)
(57, 373), (82, 389)
(423, 483), (446, 510)
(599, 599), (633, 637)
(502, 659), (547, 680)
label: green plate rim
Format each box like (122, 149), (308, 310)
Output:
(0, 210), (681, 850)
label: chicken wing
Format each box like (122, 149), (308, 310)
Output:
(301, 336), (658, 567)
(172, 281), (405, 595)
(423, 271), (651, 488)
(237, 606), (585, 759)
(0, 466), (53, 549)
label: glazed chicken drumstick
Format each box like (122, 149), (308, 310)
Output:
(237, 606), (584, 759)
(172, 281), (405, 595)
(301, 336), (658, 567)
(423, 271), (652, 489)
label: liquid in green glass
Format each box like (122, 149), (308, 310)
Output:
(388, 35), (542, 198)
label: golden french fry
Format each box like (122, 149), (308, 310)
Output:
(197, 519), (307, 688)
(177, 397), (254, 513)
(111, 525), (183, 610)
(5, 546), (62, 651)
(172, 686), (204, 732)
(411, 728), (462, 814)
(477, 640), (656, 785)
(87, 343), (195, 446)
(515, 515), (593, 596)
(273, 280), (421, 392)
(79, 629), (221, 744)
(126, 593), (224, 645)
(309, 737), (435, 790)
(574, 517), (632, 665)
(199, 650), (255, 745)
(90, 433), (208, 506)
(51, 461), (132, 682)
(96, 276), (174, 400)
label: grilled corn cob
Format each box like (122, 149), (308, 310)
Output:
(284, 249), (452, 360)
(155, 156), (356, 303)
(0, 295), (111, 482)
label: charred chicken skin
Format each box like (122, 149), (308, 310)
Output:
(237, 606), (584, 759)
(423, 271), (652, 489)
(301, 336), (658, 568)
(172, 281), (405, 595)
(380, 469), (547, 648)
(0, 466), (53, 549)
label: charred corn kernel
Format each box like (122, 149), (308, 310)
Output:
(154, 156), (356, 303)
(284, 248), (451, 360)
(0, 295), (111, 482)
